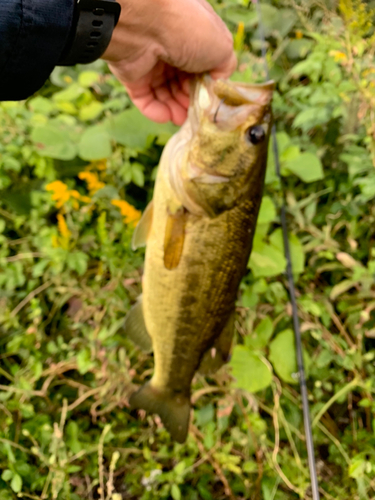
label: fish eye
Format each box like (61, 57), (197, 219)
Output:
(245, 125), (265, 145)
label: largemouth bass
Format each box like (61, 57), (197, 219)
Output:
(126, 76), (274, 443)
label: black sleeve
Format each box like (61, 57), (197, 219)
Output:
(0, 0), (75, 101)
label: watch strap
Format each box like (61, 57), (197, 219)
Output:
(59, 0), (121, 66)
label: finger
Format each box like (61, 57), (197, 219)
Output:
(169, 103), (188, 126)
(210, 51), (238, 80)
(126, 80), (187, 125)
(154, 85), (188, 125)
(170, 78), (190, 109)
(131, 94), (173, 123)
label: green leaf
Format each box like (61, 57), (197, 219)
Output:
(174, 461), (186, 477)
(245, 317), (274, 350)
(257, 196), (276, 225)
(349, 457), (366, 479)
(76, 348), (93, 375)
(1, 470), (13, 482)
(299, 296), (322, 317)
(269, 329), (297, 384)
(78, 71), (100, 87)
(32, 259), (50, 278)
(259, 4), (297, 37)
(223, 6), (257, 26)
(241, 286), (259, 308)
(330, 279), (358, 300)
(106, 107), (177, 149)
(249, 236), (287, 278)
(78, 126), (112, 160)
(285, 39), (314, 59)
(79, 101), (103, 121)
(284, 152), (324, 183)
(31, 125), (77, 160)
(266, 132), (293, 185)
(131, 163), (145, 187)
(293, 107), (330, 132)
(195, 404), (215, 427)
(10, 473), (22, 493)
(275, 132), (292, 153)
(230, 346), (272, 393)
(53, 83), (85, 102)
(289, 58), (323, 82)
(66, 252), (88, 275)
(2, 156), (21, 172)
(171, 484), (181, 500)
(28, 96), (56, 114)
(281, 145), (301, 163)
(269, 229), (305, 275)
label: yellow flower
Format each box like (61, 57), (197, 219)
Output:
(46, 181), (70, 208)
(46, 181), (91, 209)
(57, 213), (71, 239)
(330, 50), (348, 63)
(79, 171), (105, 194)
(87, 159), (107, 171)
(295, 30), (303, 39)
(70, 190), (81, 199)
(234, 22), (245, 52)
(111, 199), (141, 227)
(54, 213), (72, 250)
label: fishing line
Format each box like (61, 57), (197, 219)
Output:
(252, 1), (320, 498)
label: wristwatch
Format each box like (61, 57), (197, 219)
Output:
(59, 0), (121, 66)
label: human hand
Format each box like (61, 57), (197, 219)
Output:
(103, 0), (236, 125)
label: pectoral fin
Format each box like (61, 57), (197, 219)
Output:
(131, 201), (154, 250)
(198, 311), (235, 375)
(164, 207), (186, 270)
(122, 296), (152, 352)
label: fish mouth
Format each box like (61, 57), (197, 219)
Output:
(187, 163), (231, 184)
(214, 79), (275, 107)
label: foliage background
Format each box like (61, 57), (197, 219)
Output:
(1, 0), (375, 498)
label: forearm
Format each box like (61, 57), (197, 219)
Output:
(0, 0), (74, 100)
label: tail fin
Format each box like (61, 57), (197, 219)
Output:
(129, 382), (190, 443)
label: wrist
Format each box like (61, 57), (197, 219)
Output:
(59, 0), (121, 66)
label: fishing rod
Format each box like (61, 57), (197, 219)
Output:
(253, 1), (321, 498)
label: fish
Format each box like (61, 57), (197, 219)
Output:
(125, 75), (274, 443)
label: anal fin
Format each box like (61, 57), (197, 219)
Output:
(122, 296), (152, 352)
(198, 311), (235, 375)
(130, 382), (190, 443)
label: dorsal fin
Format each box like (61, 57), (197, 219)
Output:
(131, 201), (154, 250)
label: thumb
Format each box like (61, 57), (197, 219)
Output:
(160, 0), (237, 78)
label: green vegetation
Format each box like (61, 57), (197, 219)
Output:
(1, 0), (375, 498)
